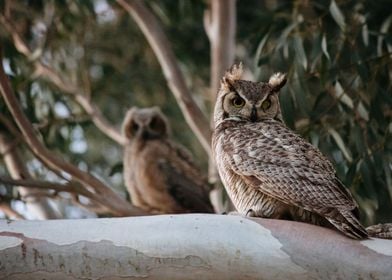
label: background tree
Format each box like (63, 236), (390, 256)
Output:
(0, 0), (391, 226)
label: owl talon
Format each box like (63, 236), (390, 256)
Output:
(245, 209), (256, 217)
(227, 211), (241, 216)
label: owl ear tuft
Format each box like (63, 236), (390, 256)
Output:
(225, 62), (243, 81)
(220, 62), (243, 91)
(268, 72), (287, 91)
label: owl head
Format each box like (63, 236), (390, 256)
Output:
(122, 106), (170, 142)
(213, 63), (287, 126)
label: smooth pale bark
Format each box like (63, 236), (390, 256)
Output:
(0, 215), (391, 279)
(205, 0), (237, 213)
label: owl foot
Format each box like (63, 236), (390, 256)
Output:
(245, 209), (256, 217)
(227, 211), (241, 216)
(366, 223), (392, 239)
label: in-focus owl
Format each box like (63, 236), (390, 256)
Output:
(212, 63), (370, 239)
(122, 107), (214, 214)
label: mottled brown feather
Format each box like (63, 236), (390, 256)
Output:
(212, 66), (371, 239)
(123, 107), (213, 214)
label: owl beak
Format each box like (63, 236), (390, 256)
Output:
(250, 106), (257, 122)
(141, 130), (149, 139)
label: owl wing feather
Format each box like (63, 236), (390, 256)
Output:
(222, 120), (367, 238)
(157, 142), (214, 213)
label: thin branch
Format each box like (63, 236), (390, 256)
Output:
(0, 113), (22, 139)
(0, 15), (31, 57)
(33, 63), (127, 145)
(0, 176), (94, 199)
(0, 130), (62, 219)
(0, 50), (146, 216)
(0, 203), (25, 220)
(69, 193), (110, 215)
(0, 14), (126, 146)
(0, 176), (116, 215)
(116, 0), (211, 154)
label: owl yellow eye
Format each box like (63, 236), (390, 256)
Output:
(232, 96), (245, 108)
(261, 99), (271, 110)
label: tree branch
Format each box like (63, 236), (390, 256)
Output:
(204, 0), (236, 212)
(33, 63), (127, 145)
(0, 113), (23, 139)
(0, 14), (126, 146)
(0, 50), (146, 216)
(0, 176), (94, 200)
(116, 0), (211, 154)
(0, 131), (61, 219)
(0, 215), (391, 279)
(0, 202), (24, 220)
(0, 176), (116, 215)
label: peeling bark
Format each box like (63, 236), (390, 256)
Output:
(0, 215), (391, 279)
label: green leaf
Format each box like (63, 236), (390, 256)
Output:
(328, 128), (352, 163)
(345, 160), (358, 188)
(276, 21), (298, 50)
(294, 36), (307, 70)
(334, 81), (353, 109)
(362, 23), (369, 47)
(356, 102), (369, 121)
(255, 33), (270, 66)
(384, 162), (392, 202)
(280, 88), (295, 128)
(329, 0), (346, 31)
(378, 15), (392, 55)
(359, 159), (377, 200)
(291, 73), (310, 116)
(321, 34), (330, 61)
(351, 126), (366, 155)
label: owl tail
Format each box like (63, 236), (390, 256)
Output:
(366, 223), (392, 239)
(326, 210), (369, 240)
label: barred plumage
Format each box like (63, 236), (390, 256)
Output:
(212, 63), (373, 239)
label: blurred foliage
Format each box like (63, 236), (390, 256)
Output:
(0, 0), (391, 224)
(240, 0), (392, 224)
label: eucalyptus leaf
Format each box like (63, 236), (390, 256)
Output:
(329, 0), (346, 31)
(294, 36), (307, 70)
(328, 128), (353, 163)
(321, 34), (330, 61)
(334, 81), (353, 109)
(255, 33), (270, 65)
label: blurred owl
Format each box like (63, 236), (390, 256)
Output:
(212, 63), (381, 239)
(122, 107), (214, 214)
